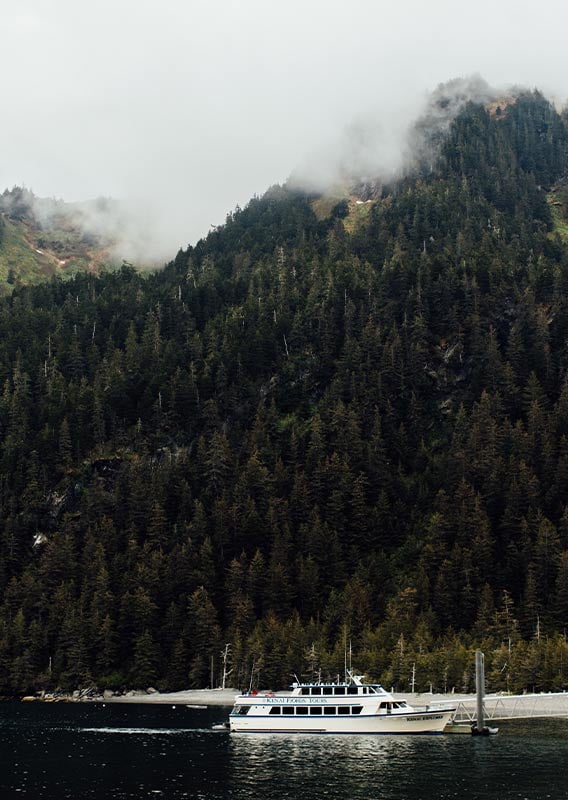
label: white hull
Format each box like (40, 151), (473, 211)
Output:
(230, 707), (454, 734)
(229, 673), (455, 735)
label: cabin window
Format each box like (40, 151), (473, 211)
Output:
(236, 706), (250, 715)
(323, 687), (333, 696)
(352, 706), (363, 715)
(282, 706), (294, 715)
(337, 706), (349, 715)
(300, 688), (310, 696)
(347, 686), (358, 695)
(309, 707), (322, 715)
(398, 701), (407, 708)
(334, 687), (345, 695)
(379, 702), (388, 709)
(311, 687), (321, 695)
(269, 707), (281, 715)
(296, 706), (308, 715)
(323, 706), (336, 715)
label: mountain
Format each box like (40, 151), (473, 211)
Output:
(0, 188), (124, 290)
(2, 88), (568, 697)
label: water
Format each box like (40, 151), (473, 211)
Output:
(1, 702), (568, 799)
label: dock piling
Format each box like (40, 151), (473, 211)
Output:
(472, 650), (492, 735)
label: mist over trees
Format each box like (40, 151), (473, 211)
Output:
(2, 92), (568, 695)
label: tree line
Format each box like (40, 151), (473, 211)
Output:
(1, 92), (568, 694)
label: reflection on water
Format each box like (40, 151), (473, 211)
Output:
(228, 727), (568, 800)
(230, 734), (470, 799)
(1, 703), (567, 800)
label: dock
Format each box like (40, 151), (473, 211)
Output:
(431, 692), (568, 723)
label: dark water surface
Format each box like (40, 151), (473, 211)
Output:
(1, 701), (568, 800)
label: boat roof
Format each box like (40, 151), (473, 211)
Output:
(291, 675), (383, 689)
(292, 681), (384, 687)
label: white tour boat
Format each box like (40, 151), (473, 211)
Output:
(229, 672), (455, 734)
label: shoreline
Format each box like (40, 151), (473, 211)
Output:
(88, 689), (474, 707)
(16, 688), (568, 713)
(17, 688), (465, 707)
(99, 688), (239, 706)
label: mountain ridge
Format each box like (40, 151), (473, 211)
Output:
(2, 88), (568, 696)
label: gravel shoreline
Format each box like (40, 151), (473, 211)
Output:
(97, 688), (472, 707)
(98, 688), (239, 706)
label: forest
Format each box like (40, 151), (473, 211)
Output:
(2, 91), (568, 695)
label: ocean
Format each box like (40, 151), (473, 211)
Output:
(1, 701), (568, 799)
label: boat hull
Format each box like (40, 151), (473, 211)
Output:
(229, 708), (455, 734)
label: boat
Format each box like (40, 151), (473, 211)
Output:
(228, 672), (456, 734)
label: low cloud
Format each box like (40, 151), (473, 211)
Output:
(0, 187), (168, 267)
(290, 76), (518, 195)
(2, 1), (568, 260)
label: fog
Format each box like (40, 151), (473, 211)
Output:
(2, 0), (568, 263)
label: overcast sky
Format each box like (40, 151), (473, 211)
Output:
(2, 0), (568, 261)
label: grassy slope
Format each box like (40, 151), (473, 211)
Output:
(0, 215), (116, 293)
(311, 195), (376, 233)
(547, 193), (568, 241)
(342, 200), (374, 233)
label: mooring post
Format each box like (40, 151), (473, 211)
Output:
(475, 649), (485, 732)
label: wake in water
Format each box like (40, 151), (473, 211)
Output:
(78, 727), (216, 735)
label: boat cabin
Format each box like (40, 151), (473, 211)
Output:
(289, 674), (390, 698)
(293, 683), (383, 696)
